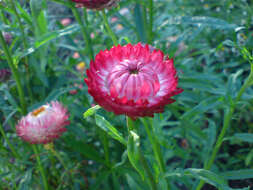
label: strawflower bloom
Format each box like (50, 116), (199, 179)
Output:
(71, 0), (119, 10)
(85, 43), (183, 119)
(16, 101), (70, 144)
(0, 69), (11, 82)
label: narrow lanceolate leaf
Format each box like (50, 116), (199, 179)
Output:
(64, 137), (108, 167)
(184, 169), (228, 189)
(127, 130), (145, 180)
(234, 133), (253, 143)
(165, 168), (230, 190)
(221, 169), (253, 180)
(83, 105), (101, 118)
(95, 114), (127, 145)
(15, 24), (80, 60)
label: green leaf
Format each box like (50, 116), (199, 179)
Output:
(83, 105), (101, 118)
(245, 149), (253, 166)
(95, 114), (127, 146)
(45, 87), (76, 102)
(127, 130), (145, 180)
(134, 3), (147, 43)
(35, 24), (80, 48)
(112, 150), (128, 169)
(16, 24), (80, 60)
(64, 137), (108, 167)
(165, 168), (230, 190)
(88, 171), (111, 190)
(234, 133), (253, 143)
(182, 16), (237, 30)
(126, 174), (144, 190)
(181, 96), (223, 120)
(221, 169), (253, 180)
(185, 169), (228, 189)
(16, 2), (33, 26)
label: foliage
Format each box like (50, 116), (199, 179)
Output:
(0, 0), (253, 189)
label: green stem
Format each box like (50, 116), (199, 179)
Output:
(0, 123), (21, 159)
(50, 148), (68, 172)
(32, 145), (48, 190)
(101, 10), (118, 46)
(127, 117), (157, 190)
(148, 0), (153, 43)
(72, 7), (94, 60)
(10, 0), (28, 48)
(236, 63), (253, 102)
(0, 32), (27, 114)
(0, 10), (9, 25)
(139, 148), (158, 190)
(196, 63), (253, 190)
(10, 0), (33, 103)
(100, 130), (110, 167)
(141, 118), (165, 173)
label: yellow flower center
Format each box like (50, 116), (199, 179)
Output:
(32, 106), (46, 117)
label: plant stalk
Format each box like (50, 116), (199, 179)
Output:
(10, 0), (34, 103)
(0, 32), (27, 114)
(141, 118), (166, 173)
(127, 117), (157, 190)
(0, 123), (21, 159)
(196, 62), (253, 190)
(101, 10), (118, 46)
(72, 7), (94, 60)
(32, 145), (49, 190)
(148, 0), (153, 43)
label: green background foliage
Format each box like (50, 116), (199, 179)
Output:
(0, 0), (252, 189)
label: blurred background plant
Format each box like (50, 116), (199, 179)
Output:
(0, 0), (253, 189)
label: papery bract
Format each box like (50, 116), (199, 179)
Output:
(85, 43), (183, 119)
(16, 101), (70, 144)
(71, 0), (119, 9)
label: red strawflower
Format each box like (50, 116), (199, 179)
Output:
(71, 0), (119, 9)
(85, 43), (183, 119)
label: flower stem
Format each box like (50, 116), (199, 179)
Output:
(99, 130), (110, 167)
(10, 0), (34, 103)
(139, 148), (158, 190)
(148, 0), (153, 43)
(0, 32), (27, 115)
(236, 63), (253, 102)
(0, 123), (21, 159)
(127, 117), (157, 190)
(0, 10), (9, 25)
(141, 118), (165, 173)
(196, 62), (253, 190)
(101, 10), (118, 46)
(72, 7), (94, 60)
(32, 145), (48, 190)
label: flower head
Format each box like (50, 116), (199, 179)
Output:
(16, 101), (70, 144)
(0, 69), (11, 82)
(85, 43), (183, 119)
(71, 0), (119, 10)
